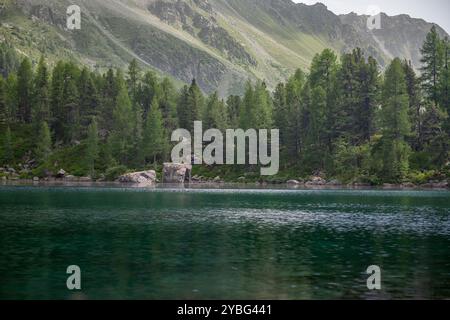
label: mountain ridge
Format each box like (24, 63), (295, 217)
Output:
(0, 0), (448, 95)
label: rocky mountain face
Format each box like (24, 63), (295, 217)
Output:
(0, 0), (448, 95)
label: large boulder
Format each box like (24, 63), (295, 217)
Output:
(162, 163), (192, 183)
(118, 170), (157, 185)
(305, 176), (326, 186)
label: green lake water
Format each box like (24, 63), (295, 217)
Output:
(0, 186), (449, 299)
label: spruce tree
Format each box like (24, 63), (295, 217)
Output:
(127, 59), (140, 108)
(309, 49), (339, 166)
(0, 42), (19, 77)
(402, 59), (424, 151)
(86, 117), (99, 177)
(78, 68), (99, 131)
(50, 61), (66, 141)
(32, 56), (50, 130)
(439, 37), (450, 128)
(204, 92), (227, 131)
(378, 58), (411, 181)
(2, 126), (13, 164)
(132, 108), (144, 167)
(100, 68), (119, 132)
(226, 95), (241, 128)
(110, 85), (134, 164)
(420, 26), (444, 105)
(240, 81), (255, 129)
(17, 57), (33, 123)
(35, 121), (52, 163)
(159, 77), (178, 133)
(140, 71), (161, 118)
(143, 97), (166, 164)
(253, 81), (273, 129)
(4, 73), (17, 124)
(284, 72), (305, 159)
(177, 85), (190, 130)
(186, 79), (204, 132)
(62, 72), (80, 143)
(0, 75), (7, 127)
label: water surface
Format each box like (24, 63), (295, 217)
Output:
(0, 186), (449, 299)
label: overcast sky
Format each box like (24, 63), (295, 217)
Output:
(294, 0), (450, 34)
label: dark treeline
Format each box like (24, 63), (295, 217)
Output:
(0, 26), (449, 183)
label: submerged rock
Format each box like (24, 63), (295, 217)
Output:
(162, 163), (192, 183)
(118, 170), (157, 185)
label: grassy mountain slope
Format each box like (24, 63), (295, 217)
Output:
(1, 0), (448, 95)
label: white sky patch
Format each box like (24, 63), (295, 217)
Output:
(294, 0), (450, 34)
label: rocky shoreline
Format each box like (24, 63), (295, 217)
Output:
(1, 165), (448, 190)
(1, 177), (449, 190)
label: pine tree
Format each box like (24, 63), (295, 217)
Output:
(2, 126), (13, 164)
(86, 117), (99, 177)
(378, 58), (411, 181)
(140, 71), (161, 118)
(50, 61), (66, 141)
(253, 81), (273, 129)
(100, 68), (119, 132)
(110, 85), (134, 164)
(309, 49), (339, 166)
(17, 57), (33, 123)
(204, 92), (227, 131)
(78, 68), (99, 131)
(132, 108), (144, 167)
(240, 81), (255, 129)
(159, 77), (178, 133)
(420, 26), (444, 105)
(32, 56), (50, 130)
(284, 72), (305, 159)
(339, 49), (379, 144)
(127, 59), (140, 108)
(0, 42), (19, 77)
(4, 73), (17, 124)
(273, 82), (287, 144)
(0, 75), (7, 127)
(62, 71), (80, 143)
(186, 79), (204, 132)
(439, 37), (450, 127)
(402, 59), (424, 150)
(35, 121), (52, 163)
(177, 85), (190, 130)
(143, 97), (166, 164)
(226, 95), (241, 128)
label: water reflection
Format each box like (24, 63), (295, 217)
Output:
(0, 186), (449, 299)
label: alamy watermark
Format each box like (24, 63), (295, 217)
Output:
(66, 265), (81, 290)
(171, 121), (280, 176)
(366, 5), (382, 30)
(366, 265), (381, 290)
(67, 5), (81, 30)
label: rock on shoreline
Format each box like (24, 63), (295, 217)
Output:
(117, 170), (157, 185)
(162, 163), (192, 183)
